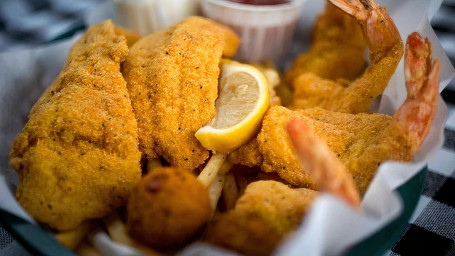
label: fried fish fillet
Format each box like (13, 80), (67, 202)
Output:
(114, 26), (141, 47)
(206, 180), (317, 256)
(232, 32), (437, 195)
(122, 16), (239, 170)
(9, 20), (142, 231)
(230, 106), (413, 193)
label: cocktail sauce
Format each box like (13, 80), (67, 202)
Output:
(227, 0), (291, 5)
(203, 0), (301, 61)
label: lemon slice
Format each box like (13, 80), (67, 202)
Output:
(196, 59), (270, 153)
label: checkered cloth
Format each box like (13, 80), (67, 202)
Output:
(388, 2), (455, 254)
(388, 121), (455, 255)
(1, 0), (455, 255)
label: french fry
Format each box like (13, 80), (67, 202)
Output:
(198, 154), (235, 210)
(55, 220), (95, 250)
(219, 160), (233, 176)
(236, 174), (248, 196)
(102, 212), (134, 246)
(222, 173), (238, 211)
(208, 175), (226, 210)
(146, 159), (162, 173)
(75, 240), (103, 256)
(197, 154), (227, 187)
(102, 212), (164, 256)
(88, 225), (137, 256)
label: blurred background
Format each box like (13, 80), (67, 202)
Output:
(0, 0), (102, 51)
(0, 0), (453, 86)
(431, 0), (455, 101)
(0, 0), (454, 255)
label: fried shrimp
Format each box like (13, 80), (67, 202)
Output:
(230, 32), (438, 193)
(230, 106), (391, 191)
(9, 20), (142, 231)
(122, 17), (239, 170)
(207, 120), (363, 256)
(290, 0), (404, 114)
(206, 180), (318, 256)
(287, 119), (361, 207)
(285, 1), (367, 84)
(394, 32), (439, 151)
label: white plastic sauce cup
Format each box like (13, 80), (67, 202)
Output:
(113, 0), (201, 36)
(202, 0), (304, 62)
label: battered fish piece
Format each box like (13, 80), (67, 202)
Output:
(9, 20), (142, 231)
(230, 32), (439, 193)
(231, 105), (415, 193)
(208, 114), (365, 256)
(114, 26), (141, 47)
(123, 17), (239, 170)
(230, 106), (395, 192)
(206, 181), (317, 256)
(285, 2), (367, 84)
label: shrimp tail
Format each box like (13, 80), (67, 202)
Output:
(287, 119), (361, 208)
(329, 0), (402, 60)
(394, 32), (440, 150)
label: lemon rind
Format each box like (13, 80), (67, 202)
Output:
(195, 60), (270, 153)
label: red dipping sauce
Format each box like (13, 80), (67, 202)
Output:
(202, 0), (302, 61)
(227, 0), (291, 5)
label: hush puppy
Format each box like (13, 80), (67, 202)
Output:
(127, 168), (211, 249)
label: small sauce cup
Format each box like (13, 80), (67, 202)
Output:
(113, 0), (201, 36)
(202, 0), (304, 62)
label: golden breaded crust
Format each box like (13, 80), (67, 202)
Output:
(297, 107), (413, 193)
(114, 26), (141, 47)
(127, 168), (211, 249)
(123, 16), (239, 170)
(228, 139), (262, 167)
(231, 106), (413, 193)
(206, 180), (317, 256)
(9, 20), (142, 231)
(287, 1), (403, 114)
(285, 2), (367, 85)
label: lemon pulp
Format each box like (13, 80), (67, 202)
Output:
(195, 59), (269, 153)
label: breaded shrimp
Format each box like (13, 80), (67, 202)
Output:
(206, 180), (318, 256)
(230, 32), (439, 193)
(290, 0), (404, 114)
(9, 20), (142, 231)
(207, 122), (362, 255)
(287, 119), (360, 207)
(394, 32), (439, 151)
(230, 106), (393, 191)
(122, 17), (239, 170)
(285, 1), (367, 84)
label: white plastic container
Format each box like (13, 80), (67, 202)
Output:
(202, 0), (304, 62)
(113, 0), (201, 36)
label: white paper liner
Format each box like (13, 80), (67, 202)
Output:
(0, 0), (454, 255)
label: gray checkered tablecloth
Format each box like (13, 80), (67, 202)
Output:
(388, 111), (455, 256)
(1, 0), (455, 255)
(387, 2), (455, 254)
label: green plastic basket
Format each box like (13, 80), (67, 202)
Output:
(0, 167), (427, 256)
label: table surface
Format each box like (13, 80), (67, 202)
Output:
(1, 0), (454, 256)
